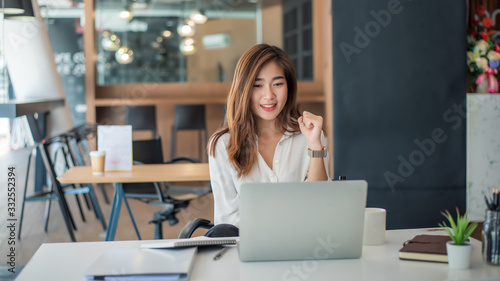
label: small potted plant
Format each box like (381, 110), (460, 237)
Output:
(438, 208), (478, 269)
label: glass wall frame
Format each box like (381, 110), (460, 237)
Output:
(84, 0), (326, 124)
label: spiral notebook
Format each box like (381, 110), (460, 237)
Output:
(141, 236), (238, 249)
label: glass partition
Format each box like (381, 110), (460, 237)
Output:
(95, 0), (258, 85)
(39, 1), (86, 126)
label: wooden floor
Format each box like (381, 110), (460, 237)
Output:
(0, 146), (214, 269)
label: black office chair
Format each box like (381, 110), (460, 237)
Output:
(171, 104), (208, 162)
(69, 125), (110, 205)
(51, 124), (110, 213)
(122, 137), (212, 239)
(125, 105), (158, 140)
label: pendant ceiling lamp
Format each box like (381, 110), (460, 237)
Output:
(115, 31), (133, 64)
(115, 45), (134, 64)
(102, 32), (121, 51)
(115, 0), (133, 64)
(119, 8), (133, 21)
(177, 19), (195, 37)
(0, 0), (25, 14)
(5, 0), (35, 20)
(177, 0), (195, 37)
(190, 9), (207, 24)
(180, 37), (196, 55)
(162, 30), (172, 38)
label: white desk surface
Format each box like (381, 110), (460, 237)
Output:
(15, 229), (500, 281)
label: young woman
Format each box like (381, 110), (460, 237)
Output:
(206, 44), (329, 237)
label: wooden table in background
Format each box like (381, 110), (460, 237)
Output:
(57, 163), (210, 241)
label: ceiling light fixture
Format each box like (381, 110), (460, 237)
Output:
(115, 45), (134, 64)
(115, 30), (133, 64)
(177, 19), (195, 37)
(180, 37), (196, 55)
(162, 30), (172, 38)
(101, 32), (121, 51)
(190, 9), (207, 24)
(119, 8), (133, 21)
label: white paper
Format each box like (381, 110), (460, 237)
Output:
(97, 125), (132, 171)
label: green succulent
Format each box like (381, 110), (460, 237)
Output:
(438, 208), (478, 245)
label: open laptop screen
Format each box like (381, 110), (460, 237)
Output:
(238, 180), (368, 262)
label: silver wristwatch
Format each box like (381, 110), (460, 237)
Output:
(307, 147), (327, 158)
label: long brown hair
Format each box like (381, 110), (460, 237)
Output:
(209, 44), (300, 177)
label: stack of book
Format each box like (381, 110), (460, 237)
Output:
(399, 234), (451, 263)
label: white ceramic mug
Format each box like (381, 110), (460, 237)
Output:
(89, 151), (106, 175)
(363, 208), (386, 246)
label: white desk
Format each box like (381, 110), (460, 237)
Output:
(15, 229), (500, 281)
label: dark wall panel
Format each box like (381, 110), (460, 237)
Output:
(47, 18), (86, 126)
(332, 0), (466, 229)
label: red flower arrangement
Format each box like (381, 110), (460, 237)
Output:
(467, 5), (500, 93)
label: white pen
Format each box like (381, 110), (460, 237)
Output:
(213, 247), (227, 260)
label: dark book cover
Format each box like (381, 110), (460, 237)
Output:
(399, 234), (452, 263)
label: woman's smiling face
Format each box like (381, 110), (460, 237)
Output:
(250, 60), (288, 127)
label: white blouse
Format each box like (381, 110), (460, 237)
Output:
(208, 130), (329, 227)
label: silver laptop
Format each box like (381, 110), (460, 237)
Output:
(238, 180), (368, 262)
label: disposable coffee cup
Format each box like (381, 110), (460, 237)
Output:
(89, 151), (106, 175)
(362, 208), (386, 246)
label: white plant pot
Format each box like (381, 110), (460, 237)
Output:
(446, 241), (472, 270)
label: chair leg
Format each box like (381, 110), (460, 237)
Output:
(98, 183), (110, 205)
(203, 129), (208, 162)
(87, 184), (107, 231)
(70, 184), (87, 222)
(39, 142), (77, 242)
(198, 130), (203, 161)
(43, 200), (51, 232)
(54, 194), (76, 241)
(106, 185), (122, 241)
(52, 187), (78, 231)
(65, 136), (93, 209)
(149, 213), (164, 240)
(154, 222), (163, 240)
(170, 127), (177, 159)
(61, 146), (90, 217)
(54, 143), (86, 222)
(53, 141), (84, 232)
(18, 148), (34, 240)
(121, 191), (142, 240)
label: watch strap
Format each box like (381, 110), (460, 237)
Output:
(308, 147), (327, 158)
